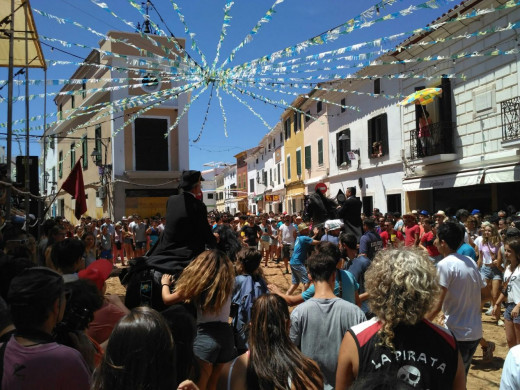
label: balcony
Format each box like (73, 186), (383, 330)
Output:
(501, 97), (520, 148)
(409, 121), (456, 161)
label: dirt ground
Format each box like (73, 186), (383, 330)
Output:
(106, 261), (505, 389)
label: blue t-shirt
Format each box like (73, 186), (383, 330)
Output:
(301, 282), (341, 301)
(359, 231), (383, 260)
(337, 269), (359, 304)
(345, 255), (371, 313)
(290, 236), (313, 265)
(320, 234), (339, 246)
(457, 243), (477, 261)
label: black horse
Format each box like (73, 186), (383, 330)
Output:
(303, 189), (339, 227)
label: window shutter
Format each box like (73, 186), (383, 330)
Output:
(367, 118), (373, 157)
(296, 149), (302, 176)
(336, 134), (341, 166)
(318, 140), (323, 165)
(305, 145), (311, 169)
(381, 113), (388, 156)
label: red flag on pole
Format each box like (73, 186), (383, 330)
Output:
(62, 157), (87, 219)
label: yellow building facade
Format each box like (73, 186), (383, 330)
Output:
(282, 96), (306, 214)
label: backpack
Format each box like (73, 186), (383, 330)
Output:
(231, 274), (268, 353)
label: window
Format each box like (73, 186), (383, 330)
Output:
(49, 135), (55, 150)
(273, 138), (276, 148)
(336, 129), (351, 166)
(386, 194), (402, 214)
(296, 149), (302, 177)
(305, 145), (311, 169)
(341, 98), (346, 113)
(94, 125), (102, 165)
(81, 135), (88, 169)
(305, 110), (311, 122)
(70, 143), (75, 168)
(294, 112), (300, 133)
(58, 104), (63, 120)
(362, 196), (373, 217)
(82, 81), (87, 99)
(134, 118), (169, 170)
(277, 163), (281, 184)
(262, 170), (267, 185)
(207, 193), (214, 199)
(58, 151), (63, 178)
(279, 132), (283, 143)
(269, 169), (272, 185)
(374, 78), (381, 95)
(71, 95), (75, 109)
(368, 113), (388, 158)
(318, 139), (324, 166)
(250, 178), (255, 193)
(284, 118), (291, 140)
(317, 101), (322, 113)
(287, 155), (291, 180)
(51, 167), (56, 184)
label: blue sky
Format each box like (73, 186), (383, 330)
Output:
(0, 0), (458, 171)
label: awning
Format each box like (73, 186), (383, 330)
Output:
(403, 169), (484, 192)
(483, 165), (520, 184)
(0, 0), (46, 69)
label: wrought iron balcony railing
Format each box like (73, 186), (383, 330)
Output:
(501, 97), (520, 142)
(409, 121), (455, 160)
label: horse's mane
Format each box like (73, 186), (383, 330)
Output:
(304, 190), (338, 225)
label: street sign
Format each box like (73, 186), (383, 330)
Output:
(315, 182), (328, 194)
(347, 151), (357, 160)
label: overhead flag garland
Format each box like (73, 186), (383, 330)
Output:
(5, 0), (520, 155)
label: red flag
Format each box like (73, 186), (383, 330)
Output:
(62, 157), (87, 219)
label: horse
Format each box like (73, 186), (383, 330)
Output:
(303, 189), (339, 227)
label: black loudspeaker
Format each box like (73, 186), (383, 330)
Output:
(16, 156), (39, 195)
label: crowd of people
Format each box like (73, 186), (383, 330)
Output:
(2, 170), (520, 389)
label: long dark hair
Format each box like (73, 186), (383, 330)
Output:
(92, 306), (176, 390)
(247, 294), (323, 390)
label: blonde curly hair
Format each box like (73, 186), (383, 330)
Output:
(365, 248), (440, 349)
(174, 249), (235, 314)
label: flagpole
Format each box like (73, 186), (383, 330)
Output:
(42, 155), (84, 217)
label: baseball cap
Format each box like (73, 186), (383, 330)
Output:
(471, 209), (480, 215)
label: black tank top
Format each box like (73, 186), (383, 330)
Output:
(348, 318), (458, 389)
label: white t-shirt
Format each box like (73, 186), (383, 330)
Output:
(279, 224), (296, 246)
(437, 252), (484, 341)
(474, 236), (482, 253)
(500, 345), (520, 390)
(504, 266), (520, 304)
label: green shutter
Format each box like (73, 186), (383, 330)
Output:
(318, 139), (323, 165)
(296, 149), (302, 176)
(305, 145), (311, 169)
(82, 136), (88, 169)
(287, 156), (291, 180)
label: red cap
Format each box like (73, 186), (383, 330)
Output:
(78, 259), (113, 291)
